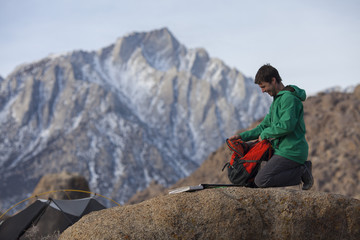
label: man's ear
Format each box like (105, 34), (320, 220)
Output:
(271, 77), (277, 84)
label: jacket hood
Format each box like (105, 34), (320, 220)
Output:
(277, 85), (306, 101)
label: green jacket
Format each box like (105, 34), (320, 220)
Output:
(240, 85), (308, 164)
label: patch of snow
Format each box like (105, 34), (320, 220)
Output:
(88, 160), (99, 188)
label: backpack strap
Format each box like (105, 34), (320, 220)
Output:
(222, 158), (260, 171)
(222, 162), (230, 171)
(226, 138), (254, 157)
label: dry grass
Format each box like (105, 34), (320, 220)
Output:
(21, 225), (61, 240)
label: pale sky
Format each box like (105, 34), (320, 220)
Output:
(1, 0), (359, 94)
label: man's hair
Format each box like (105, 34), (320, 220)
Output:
(255, 64), (282, 84)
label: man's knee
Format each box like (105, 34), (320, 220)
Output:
(254, 174), (272, 188)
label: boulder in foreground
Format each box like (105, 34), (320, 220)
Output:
(60, 187), (360, 240)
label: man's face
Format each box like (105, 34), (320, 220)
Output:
(258, 80), (277, 97)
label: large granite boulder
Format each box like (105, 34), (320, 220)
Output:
(30, 171), (90, 202)
(60, 187), (360, 240)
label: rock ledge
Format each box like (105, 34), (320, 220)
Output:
(60, 187), (360, 240)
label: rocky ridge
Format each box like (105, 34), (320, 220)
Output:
(60, 187), (360, 240)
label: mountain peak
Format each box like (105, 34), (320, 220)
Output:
(110, 28), (182, 70)
(146, 27), (175, 39)
(0, 28), (271, 208)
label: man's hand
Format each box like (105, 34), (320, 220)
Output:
(258, 135), (263, 141)
(229, 135), (241, 140)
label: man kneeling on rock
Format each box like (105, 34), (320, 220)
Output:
(229, 64), (313, 190)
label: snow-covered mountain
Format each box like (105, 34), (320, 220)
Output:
(0, 28), (271, 207)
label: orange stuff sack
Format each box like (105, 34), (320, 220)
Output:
(223, 139), (273, 186)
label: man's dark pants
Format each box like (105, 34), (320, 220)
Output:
(255, 154), (304, 188)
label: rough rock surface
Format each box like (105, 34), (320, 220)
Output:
(126, 180), (166, 205)
(60, 188), (360, 240)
